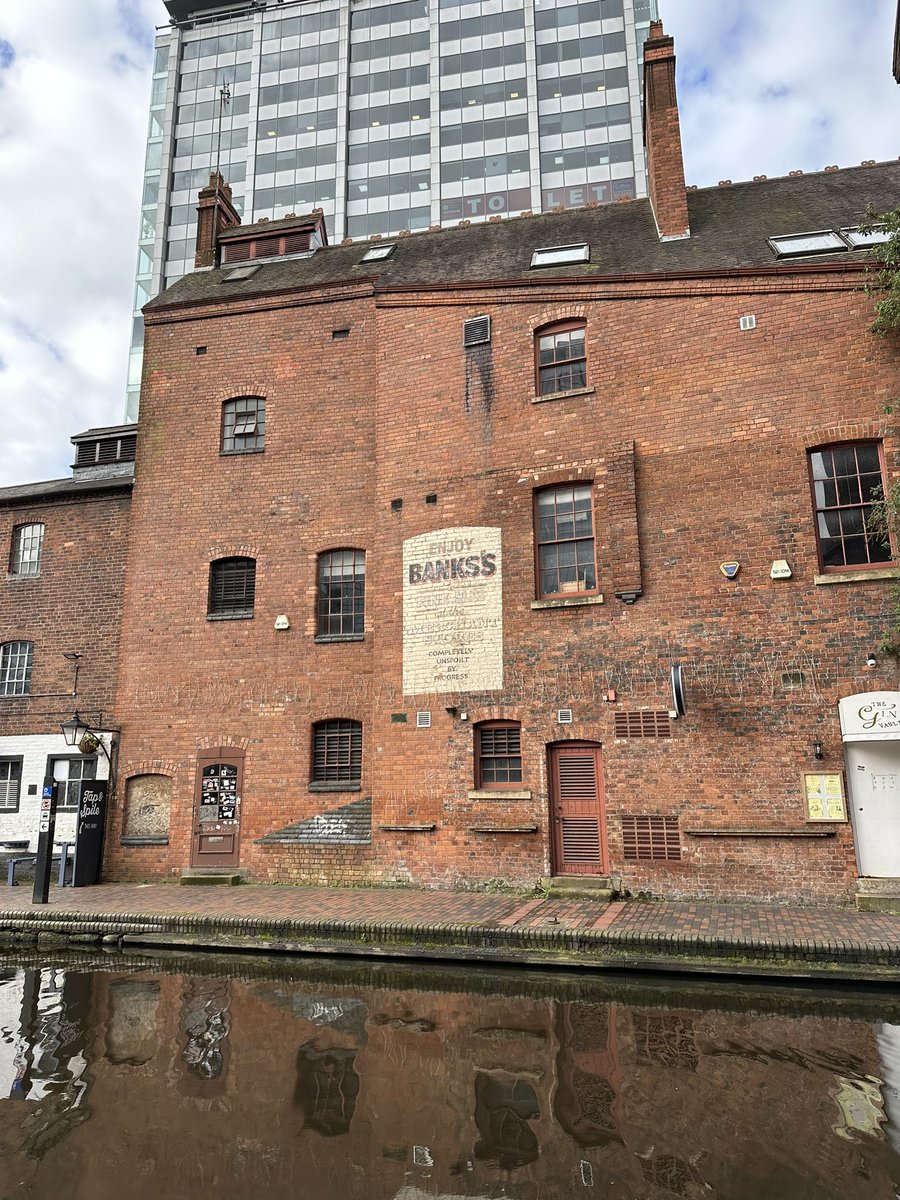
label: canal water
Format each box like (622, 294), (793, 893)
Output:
(0, 953), (898, 1200)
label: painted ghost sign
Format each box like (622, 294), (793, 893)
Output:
(403, 526), (503, 695)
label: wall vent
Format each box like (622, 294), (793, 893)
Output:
(416, 711), (431, 729)
(557, 709), (573, 724)
(614, 711), (672, 738)
(621, 815), (681, 861)
(738, 314), (757, 331)
(463, 315), (491, 347)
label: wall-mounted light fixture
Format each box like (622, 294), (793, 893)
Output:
(866, 652), (877, 669)
(60, 711), (120, 790)
(445, 706), (457, 717)
(812, 739), (823, 761)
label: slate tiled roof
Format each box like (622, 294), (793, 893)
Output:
(148, 161), (900, 313)
(0, 474), (133, 506)
(256, 797), (372, 846)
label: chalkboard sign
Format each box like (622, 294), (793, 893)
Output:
(73, 779), (109, 887)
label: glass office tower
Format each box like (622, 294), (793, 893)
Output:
(127, 0), (657, 419)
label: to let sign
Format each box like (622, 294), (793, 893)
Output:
(73, 779), (109, 887)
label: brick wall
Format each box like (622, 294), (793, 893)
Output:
(109, 264), (898, 901)
(0, 487), (130, 846)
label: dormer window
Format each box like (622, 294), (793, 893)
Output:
(221, 230), (315, 264)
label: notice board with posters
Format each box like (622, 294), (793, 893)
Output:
(73, 779), (109, 886)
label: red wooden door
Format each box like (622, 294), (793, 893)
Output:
(549, 742), (606, 876)
(191, 749), (243, 867)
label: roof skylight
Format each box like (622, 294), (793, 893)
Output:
(361, 243), (397, 262)
(768, 231), (847, 257)
(223, 265), (261, 281)
(842, 225), (890, 248)
(530, 244), (590, 269)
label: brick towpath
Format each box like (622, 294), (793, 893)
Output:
(0, 882), (897, 982)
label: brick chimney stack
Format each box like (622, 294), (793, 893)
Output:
(194, 172), (242, 268)
(643, 21), (690, 241)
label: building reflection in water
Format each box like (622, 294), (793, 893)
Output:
(0, 961), (895, 1198)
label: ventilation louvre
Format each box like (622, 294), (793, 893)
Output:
(463, 315), (491, 347)
(557, 709), (574, 725)
(614, 711), (671, 738)
(561, 817), (601, 863)
(621, 815), (681, 860)
(416, 711), (431, 729)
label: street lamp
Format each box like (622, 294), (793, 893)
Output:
(60, 712), (119, 787)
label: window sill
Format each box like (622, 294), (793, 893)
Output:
(531, 386), (595, 405)
(314, 633), (365, 644)
(814, 567), (899, 585)
(468, 825), (538, 834)
(379, 823), (436, 832)
(531, 594), (604, 610)
(308, 782), (361, 793)
(685, 827), (837, 838)
(467, 789), (532, 800)
(219, 447), (265, 457)
(120, 836), (170, 847)
(206, 612), (254, 621)
(5, 573), (40, 582)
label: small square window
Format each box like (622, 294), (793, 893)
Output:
(475, 722), (522, 788)
(208, 557), (256, 618)
(536, 322), (586, 396)
(221, 396), (265, 454)
(312, 719), (362, 786)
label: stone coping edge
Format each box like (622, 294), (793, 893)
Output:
(0, 909), (898, 977)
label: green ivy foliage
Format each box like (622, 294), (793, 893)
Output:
(862, 204), (900, 337)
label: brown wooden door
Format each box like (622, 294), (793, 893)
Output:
(549, 741), (606, 876)
(190, 749), (243, 867)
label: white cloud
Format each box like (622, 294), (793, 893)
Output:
(0, 0), (166, 487)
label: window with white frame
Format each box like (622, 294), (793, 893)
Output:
(0, 641), (33, 696)
(0, 759), (22, 811)
(50, 757), (97, 811)
(10, 524), (44, 575)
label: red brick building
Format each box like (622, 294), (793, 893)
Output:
(0, 426), (134, 850)
(108, 24), (900, 902)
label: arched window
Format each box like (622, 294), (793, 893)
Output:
(317, 550), (365, 638)
(10, 524), (44, 575)
(535, 321), (586, 397)
(534, 484), (598, 598)
(311, 720), (362, 788)
(208, 557), (256, 619)
(221, 396), (265, 454)
(475, 721), (522, 789)
(0, 641), (33, 696)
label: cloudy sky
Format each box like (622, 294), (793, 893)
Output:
(0, 0), (897, 487)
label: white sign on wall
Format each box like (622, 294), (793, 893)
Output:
(839, 692), (900, 739)
(402, 526), (503, 695)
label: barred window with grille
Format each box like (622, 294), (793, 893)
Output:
(221, 396), (266, 454)
(208, 557), (256, 619)
(311, 720), (362, 788)
(317, 550), (365, 638)
(0, 641), (33, 696)
(0, 759), (22, 811)
(475, 721), (522, 788)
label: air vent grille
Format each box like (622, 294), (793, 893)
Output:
(621, 815), (681, 861)
(463, 315), (491, 347)
(614, 711), (671, 738)
(416, 711), (431, 729)
(557, 709), (573, 725)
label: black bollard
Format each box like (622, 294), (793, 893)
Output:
(32, 777), (59, 905)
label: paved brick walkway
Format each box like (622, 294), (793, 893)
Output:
(0, 882), (897, 952)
